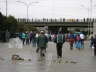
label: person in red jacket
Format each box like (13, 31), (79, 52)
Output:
(69, 36), (75, 50)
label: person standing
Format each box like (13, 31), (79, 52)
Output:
(36, 32), (40, 53)
(69, 35), (75, 50)
(92, 35), (96, 56)
(54, 32), (65, 58)
(29, 31), (33, 44)
(25, 32), (30, 45)
(80, 33), (85, 48)
(37, 31), (48, 57)
(90, 36), (94, 48)
(75, 34), (82, 50)
(31, 32), (36, 47)
(21, 32), (26, 45)
(67, 32), (75, 50)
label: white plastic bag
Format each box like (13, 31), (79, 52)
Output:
(92, 46), (94, 49)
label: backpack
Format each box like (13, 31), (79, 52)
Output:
(57, 34), (65, 43)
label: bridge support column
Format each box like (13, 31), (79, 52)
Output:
(93, 22), (96, 34)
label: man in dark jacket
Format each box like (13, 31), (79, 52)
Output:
(37, 31), (48, 57)
(54, 32), (65, 58)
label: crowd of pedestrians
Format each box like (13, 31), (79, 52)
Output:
(17, 30), (96, 58)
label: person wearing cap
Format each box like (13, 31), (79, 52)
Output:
(37, 30), (48, 56)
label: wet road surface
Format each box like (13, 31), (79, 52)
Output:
(0, 38), (96, 72)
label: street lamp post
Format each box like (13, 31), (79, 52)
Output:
(81, 5), (90, 36)
(16, 1), (38, 21)
(81, 0), (94, 36)
(90, 0), (93, 34)
(6, 0), (8, 16)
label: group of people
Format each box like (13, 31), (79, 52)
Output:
(18, 31), (48, 57)
(53, 31), (85, 58)
(66, 32), (85, 50)
(36, 31), (85, 58)
(18, 30), (96, 58)
(19, 31), (36, 47)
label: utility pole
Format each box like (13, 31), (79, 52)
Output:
(81, 5), (90, 36)
(90, 0), (93, 35)
(81, 0), (94, 35)
(6, 0), (8, 17)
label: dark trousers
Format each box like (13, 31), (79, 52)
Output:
(29, 38), (32, 43)
(56, 43), (63, 58)
(22, 38), (25, 45)
(36, 47), (39, 53)
(94, 47), (96, 56)
(26, 38), (29, 45)
(40, 47), (46, 56)
(36, 47), (46, 53)
(70, 43), (73, 50)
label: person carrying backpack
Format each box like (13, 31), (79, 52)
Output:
(54, 31), (65, 58)
(37, 30), (48, 57)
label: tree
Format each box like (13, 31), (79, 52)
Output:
(0, 12), (5, 31)
(24, 24), (37, 31)
(0, 12), (3, 25)
(0, 13), (18, 32)
(5, 16), (17, 33)
(16, 22), (25, 32)
(16, 23), (37, 32)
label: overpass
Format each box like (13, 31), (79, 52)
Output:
(17, 18), (95, 33)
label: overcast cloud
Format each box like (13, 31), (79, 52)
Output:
(0, 0), (96, 19)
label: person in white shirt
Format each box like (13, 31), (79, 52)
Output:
(80, 33), (85, 48)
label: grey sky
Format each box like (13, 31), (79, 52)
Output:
(0, 0), (96, 19)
